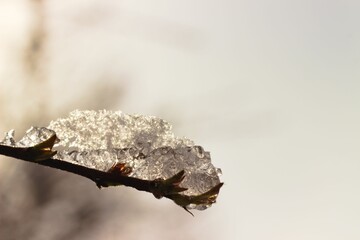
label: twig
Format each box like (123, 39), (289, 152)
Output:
(0, 134), (223, 215)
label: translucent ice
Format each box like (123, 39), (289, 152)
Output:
(48, 110), (222, 200)
(1, 110), (222, 210)
(0, 127), (56, 148)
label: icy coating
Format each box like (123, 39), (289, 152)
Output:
(1, 110), (222, 209)
(0, 127), (56, 148)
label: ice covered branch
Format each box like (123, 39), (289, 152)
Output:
(0, 110), (223, 215)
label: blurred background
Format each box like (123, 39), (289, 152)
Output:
(0, 0), (359, 239)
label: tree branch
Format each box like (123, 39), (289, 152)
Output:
(0, 135), (223, 215)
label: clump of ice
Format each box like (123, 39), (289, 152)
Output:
(0, 127), (56, 148)
(1, 110), (222, 209)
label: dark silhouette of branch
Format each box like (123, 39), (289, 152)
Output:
(0, 134), (223, 215)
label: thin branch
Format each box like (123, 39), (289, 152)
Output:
(0, 142), (157, 193)
(0, 135), (223, 215)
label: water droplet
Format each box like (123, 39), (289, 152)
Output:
(216, 168), (222, 177)
(193, 146), (205, 158)
(187, 203), (197, 209)
(129, 148), (139, 157)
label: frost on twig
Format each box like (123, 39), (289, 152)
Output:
(0, 110), (223, 214)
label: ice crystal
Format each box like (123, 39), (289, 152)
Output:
(1, 110), (222, 210)
(0, 127), (56, 148)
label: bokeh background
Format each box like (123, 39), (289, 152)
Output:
(1, 1), (360, 239)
